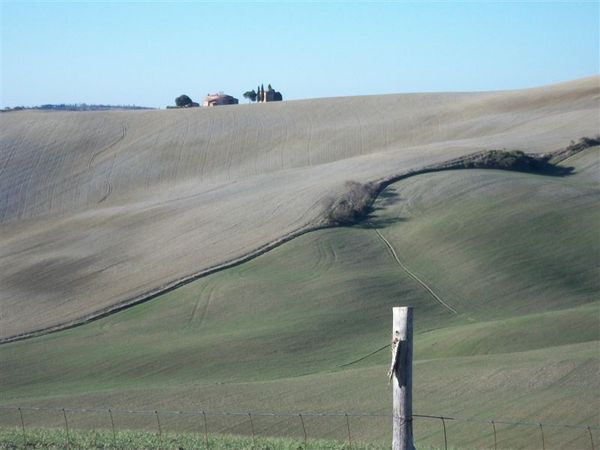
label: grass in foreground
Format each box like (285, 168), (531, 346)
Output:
(0, 427), (390, 450)
(0, 424), (588, 450)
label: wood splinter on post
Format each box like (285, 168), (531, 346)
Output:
(391, 306), (415, 450)
(387, 330), (401, 383)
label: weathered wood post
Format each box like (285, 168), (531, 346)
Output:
(390, 306), (414, 450)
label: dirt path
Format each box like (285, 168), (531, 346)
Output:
(373, 228), (458, 315)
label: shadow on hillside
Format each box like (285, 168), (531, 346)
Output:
(376, 189), (402, 206)
(357, 216), (409, 229)
(499, 160), (575, 177)
(458, 150), (576, 177)
(532, 164), (574, 177)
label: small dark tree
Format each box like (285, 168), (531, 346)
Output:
(274, 91), (283, 101)
(175, 95), (193, 107)
(243, 90), (257, 103)
(268, 84), (273, 91)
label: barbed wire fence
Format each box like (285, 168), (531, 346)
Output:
(0, 406), (597, 449)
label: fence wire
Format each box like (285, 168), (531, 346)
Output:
(0, 405), (598, 449)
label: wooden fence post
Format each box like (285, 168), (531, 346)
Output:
(391, 306), (414, 450)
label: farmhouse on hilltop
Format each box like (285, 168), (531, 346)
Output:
(203, 93), (239, 107)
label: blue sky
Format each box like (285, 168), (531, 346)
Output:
(1, 1), (598, 108)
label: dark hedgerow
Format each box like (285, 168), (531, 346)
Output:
(460, 150), (547, 171)
(551, 135), (600, 163)
(323, 136), (596, 227)
(460, 149), (573, 175)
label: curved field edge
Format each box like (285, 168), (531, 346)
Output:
(1, 144), (590, 345)
(0, 222), (327, 344)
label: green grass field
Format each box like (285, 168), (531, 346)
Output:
(1, 148), (598, 449)
(0, 426), (386, 450)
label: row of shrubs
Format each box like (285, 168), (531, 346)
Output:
(551, 135), (600, 163)
(325, 136), (599, 226)
(459, 149), (549, 171)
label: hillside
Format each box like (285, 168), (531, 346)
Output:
(1, 76), (599, 340)
(1, 139), (598, 447)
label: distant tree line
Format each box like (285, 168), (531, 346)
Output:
(2, 103), (153, 112)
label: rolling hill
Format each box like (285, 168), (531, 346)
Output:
(1, 76), (598, 339)
(0, 77), (599, 448)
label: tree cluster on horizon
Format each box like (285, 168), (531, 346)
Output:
(243, 84), (283, 103)
(173, 94), (199, 108)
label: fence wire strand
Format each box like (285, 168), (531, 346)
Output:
(1, 405), (597, 430)
(1, 405), (598, 449)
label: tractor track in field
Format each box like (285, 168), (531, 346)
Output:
(88, 122), (126, 204)
(372, 228), (458, 315)
(88, 122), (127, 171)
(97, 177), (112, 204)
(188, 282), (216, 327)
(1, 143), (588, 344)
